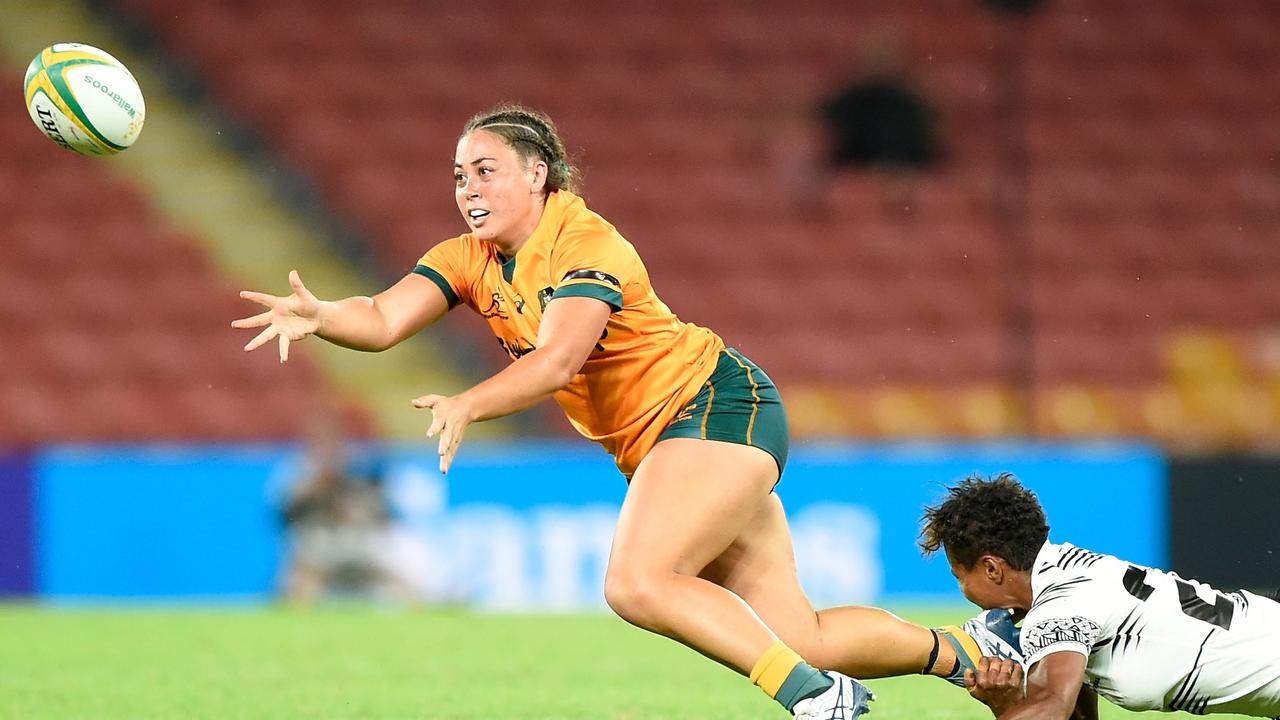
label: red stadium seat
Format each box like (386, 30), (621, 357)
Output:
(84, 0), (1280, 443)
(0, 108), (348, 443)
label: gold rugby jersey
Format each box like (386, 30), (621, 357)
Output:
(415, 190), (724, 476)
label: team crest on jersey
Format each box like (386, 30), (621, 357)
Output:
(1022, 616), (1102, 656)
(497, 336), (535, 360)
(480, 292), (509, 319)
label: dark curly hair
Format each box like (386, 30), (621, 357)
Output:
(462, 104), (578, 196)
(919, 472), (1049, 571)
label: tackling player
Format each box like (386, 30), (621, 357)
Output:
(235, 104), (1017, 719)
(920, 472), (1280, 719)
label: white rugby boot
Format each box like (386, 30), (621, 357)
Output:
(791, 671), (874, 719)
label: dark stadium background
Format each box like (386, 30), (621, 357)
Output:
(2, 0), (1276, 603)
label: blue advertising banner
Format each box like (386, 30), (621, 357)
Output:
(0, 451), (33, 596)
(32, 442), (1165, 607)
(377, 441), (1166, 608)
(34, 446), (286, 600)
(783, 442), (1167, 601)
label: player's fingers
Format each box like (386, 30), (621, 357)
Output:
(231, 310), (273, 329)
(244, 325), (279, 352)
(412, 394), (443, 409)
(440, 421), (466, 474)
(239, 290), (280, 308)
(993, 660), (1018, 687)
(288, 270), (317, 302)
(963, 669), (977, 690)
(438, 426), (461, 473)
(278, 333), (290, 363)
(424, 410), (446, 440)
(976, 657), (999, 688)
(985, 660), (1006, 685)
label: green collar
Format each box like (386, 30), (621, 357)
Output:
(496, 252), (517, 283)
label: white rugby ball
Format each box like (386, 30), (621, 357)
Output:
(23, 43), (146, 156)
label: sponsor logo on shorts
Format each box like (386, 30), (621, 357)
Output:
(673, 402), (698, 423)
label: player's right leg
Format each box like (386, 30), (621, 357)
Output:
(604, 437), (782, 671)
(606, 437), (873, 718)
(698, 491), (1019, 683)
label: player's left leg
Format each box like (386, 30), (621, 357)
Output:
(699, 491), (1015, 682)
(642, 346), (1011, 683)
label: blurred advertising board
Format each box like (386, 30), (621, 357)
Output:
(1168, 455), (1280, 596)
(26, 442), (1164, 608)
(0, 452), (34, 596)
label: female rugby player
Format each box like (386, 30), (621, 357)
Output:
(235, 105), (1015, 719)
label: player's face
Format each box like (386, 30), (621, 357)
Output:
(454, 130), (546, 250)
(949, 555), (1006, 610)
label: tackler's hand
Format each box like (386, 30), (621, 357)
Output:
(966, 656), (1026, 716)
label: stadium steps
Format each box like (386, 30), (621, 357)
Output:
(102, 0), (1280, 445)
(0, 0), (508, 442)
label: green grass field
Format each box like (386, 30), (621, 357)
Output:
(0, 605), (1256, 720)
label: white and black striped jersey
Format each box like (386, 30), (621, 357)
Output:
(1021, 541), (1280, 717)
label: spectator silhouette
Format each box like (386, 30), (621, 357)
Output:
(820, 34), (941, 174)
(279, 413), (415, 605)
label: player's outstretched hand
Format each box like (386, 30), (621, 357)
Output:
(233, 270), (322, 363)
(411, 393), (475, 475)
(965, 656), (1025, 716)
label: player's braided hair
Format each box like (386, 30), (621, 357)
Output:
(463, 104), (578, 196)
(919, 472), (1049, 571)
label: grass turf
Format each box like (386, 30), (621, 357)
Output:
(0, 605), (1256, 720)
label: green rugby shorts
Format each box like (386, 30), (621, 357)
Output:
(656, 347), (789, 476)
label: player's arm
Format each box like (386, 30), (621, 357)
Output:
(1070, 684), (1099, 720)
(453, 295), (609, 420)
(999, 653), (1088, 720)
(316, 273), (451, 352)
(412, 295), (610, 473)
(236, 270), (451, 359)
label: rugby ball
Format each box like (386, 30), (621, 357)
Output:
(23, 43), (146, 156)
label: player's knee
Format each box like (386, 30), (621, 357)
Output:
(603, 564), (668, 629)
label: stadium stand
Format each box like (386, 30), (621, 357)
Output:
(0, 107), (344, 442)
(7, 0), (1278, 445)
